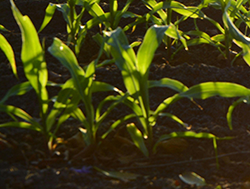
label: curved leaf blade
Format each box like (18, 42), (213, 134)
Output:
(148, 78), (188, 92)
(38, 3), (57, 33)
(11, 0), (48, 115)
(180, 82), (250, 99)
(0, 122), (40, 132)
(0, 81), (32, 104)
(137, 25), (168, 76)
(226, 97), (248, 130)
(0, 34), (17, 78)
(127, 123), (149, 157)
(0, 105), (41, 130)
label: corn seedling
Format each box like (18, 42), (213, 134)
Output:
(0, 1), (127, 153)
(0, 0), (74, 152)
(48, 36), (127, 147)
(84, 0), (137, 31)
(198, 0), (250, 65)
(39, 0), (89, 55)
(103, 25), (250, 168)
(39, 0), (139, 56)
(141, 0), (211, 59)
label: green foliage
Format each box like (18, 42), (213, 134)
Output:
(39, 0), (87, 55)
(105, 25), (173, 155)
(199, 0), (250, 65)
(0, 1), (83, 151)
(39, 0), (138, 55)
(104, 25), (250, 159)
(0, 33), (17, 78)
(2, 0), (250, 162)
(48, 37), (126, 146)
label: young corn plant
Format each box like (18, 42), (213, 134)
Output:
(104, 25), (250, 166)
(222, 0), (250, 126)
(198, 0), (250, 65)
(84, 0), (137, 31)
(143, 0), (237, 61)
(103, 25), (187, 156)
(222, 0), (250, 65)
(141, 0), (211, 59)
(1, 0), (125, 153)
(38, 0), (88, 55)
(39, 0), (138, 56)
(48, 36), (127, 147)
(0, 0), (71, 151)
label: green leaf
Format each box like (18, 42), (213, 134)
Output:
(127, 123), (149, 157)
(137, 25), (168, 76)
(154, 94), (182, 117)
(222, 0), (250, 66)
(158, 113), (187, 128)
(102, 113), (137, 139)
(226, 97), (248, 130)
(49, 38), (96, 140)
(0, 81), (32, 104)
(0, 34), (17, 78)
(148, 78), (188, 92)
(56, 4), (72, 29)
(38, 3), (56, 33)
(153, 131), (233, 152)
(0, 105), (41, 130)
(95, 94), (128, 133)
(48, 38), (86, 99)
(0, 25), (10, 32)
(105, 27), (139, 96)
(11, 0), (48, 116)
(46, 79), (75, 132)
(92, 81), (121, 93)
(0, 122), (40, 132)
(223, 3), (250, 45)
(180, 82), (250, 99)
(164, 24), (188, 50)
(85, 1), (107, 27)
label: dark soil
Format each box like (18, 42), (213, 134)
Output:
(1, 0), (250, 188)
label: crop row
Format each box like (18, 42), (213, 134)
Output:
(1, 0), (250, 166)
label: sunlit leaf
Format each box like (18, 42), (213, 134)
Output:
(46, 79), (76, 132)
(48, 37), (86, 99)
(102, 114), (137, 139)
(0, 25), (10, 32)
(137, 25), (168, 76)
(153, 131), (233, 153)
(105, 27), (139, 96)
(11, 0), (48, 116)
(181, 82), (250, 99)
(0, 105), (41, 130)
(0, 81), (32, 104)
(148, 78), (188, 93)
(38, 3), (57, 33)
(0, 34), (17, 78)
(0, 122), (40, 132)
(227, 97), (249, 130)
(158, 113), (187, 128)
(127, 123), (149, 157)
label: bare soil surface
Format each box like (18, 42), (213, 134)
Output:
(1, 0), (250, 188)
